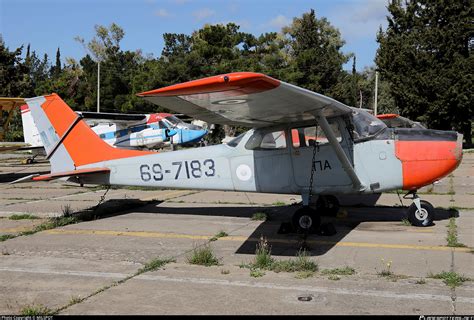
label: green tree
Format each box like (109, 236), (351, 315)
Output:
(283, 9), (351, 101)
(376, 0), (473, 145)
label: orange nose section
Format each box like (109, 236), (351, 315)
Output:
(396, 134), (463, 190)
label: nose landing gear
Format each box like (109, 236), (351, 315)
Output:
(404, 191), (435, 227)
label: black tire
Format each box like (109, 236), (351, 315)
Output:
(407, 200), (435, 227)
(316, 195), (340, 216)
(292, 207), (320, 233)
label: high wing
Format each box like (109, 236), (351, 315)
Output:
(77, 111), (146, 126)
(137, 72), (352, 127)
(0, 97), (26, 140)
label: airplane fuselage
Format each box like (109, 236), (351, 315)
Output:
(76, 113), (462, 197)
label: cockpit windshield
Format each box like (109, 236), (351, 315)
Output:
(162, 115), (203, 130)
(352, 109), (387, 140)
(163, 115), (183, 126)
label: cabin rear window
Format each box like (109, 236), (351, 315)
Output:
(245, 130), (287, 150)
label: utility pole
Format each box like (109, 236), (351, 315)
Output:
(97, 61), (100, 113)
(374, 71), (379, 116)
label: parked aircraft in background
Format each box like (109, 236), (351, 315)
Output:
(15, 73), (463, 231)
(377, 114), (426, 129)
(20, 104), (208, 153)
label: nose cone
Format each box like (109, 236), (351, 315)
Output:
(182, 129), (208, 143)
(396, 130), (463, 190)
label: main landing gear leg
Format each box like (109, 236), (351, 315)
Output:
(404, 190), (435, 227)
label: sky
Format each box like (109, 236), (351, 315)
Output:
(0, 0), (389, 71)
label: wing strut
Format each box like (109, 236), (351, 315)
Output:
(312, 109), (365, 191)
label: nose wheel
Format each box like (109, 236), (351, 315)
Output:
(405, 191), (435, 227)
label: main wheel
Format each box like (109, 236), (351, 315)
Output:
(407, 200), (435, 227)
(316, 195), (340, 216)
(292, 207), (320, 233)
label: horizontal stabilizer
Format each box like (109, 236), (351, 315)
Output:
(10, 167), (110, 184)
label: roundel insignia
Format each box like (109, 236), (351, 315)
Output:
(213, 99), (249, 105)
(236, 164), (252, 181)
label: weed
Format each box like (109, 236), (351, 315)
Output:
(428, 271), (470, 288)
(250, 268), (265, 278)
(401, 218), (412, 226)
(20, 304), (54, 316)
(271, 250), (318, 273)
(221, 269), (230, 275)
(252, 236), (274, 269)
(62, 204), (73, 217)
(137, 257), (176, 274)
(377, 258), (393, 277)
(251, 212), (268, 221)
(321, 266), (355, 276)
(446, 217), (466, 247)
(295, 271), (315, 279)
(272, 201), (286, 206)
(328, 274), (341, 281)
(9, 214), (39, 220)
(210, 230), (228, 241)
(0, 234), (16, 242)
(69, 296), (84, 305)
(187, 244), (220, 266)
(416, 278), (426, 285)
(244, 238), (318, 276)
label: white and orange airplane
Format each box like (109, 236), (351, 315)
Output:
(20, 104), (208, 152)
(14, 72), (463, 230)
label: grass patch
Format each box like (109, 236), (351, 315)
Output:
(271, 251), (318, 273)
(187, 244), (220, 266)
(221, 269), (230, 275)
(295, 271), (315, 279)
(243, 237), (318, 277)
(328, 274), (341, 281)
(321, 266), (356, 276)
(429, 271), (470, 288)
(210, 230), (228, 241)
(251, 212), (268, 221)
(446, 217), (466, 247)
(20, 304), (54, 316)
(68, 296), (84, 305)
(9, 214), (40, 220)
(252, 237), (274, 269)
(416, 278), (426, 285)
(401, 218), (412, 226)
(137, 257), (176, 274)
(0, 234), (16, 242)
(250, 268), (265, 278)
(272, 201), (286, 206)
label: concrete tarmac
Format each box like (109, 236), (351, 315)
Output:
(0, 153), (473, 315)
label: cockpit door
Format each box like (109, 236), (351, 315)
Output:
(289, 117), (353, 190)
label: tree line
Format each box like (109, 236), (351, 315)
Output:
(1, 3), (472, 144)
